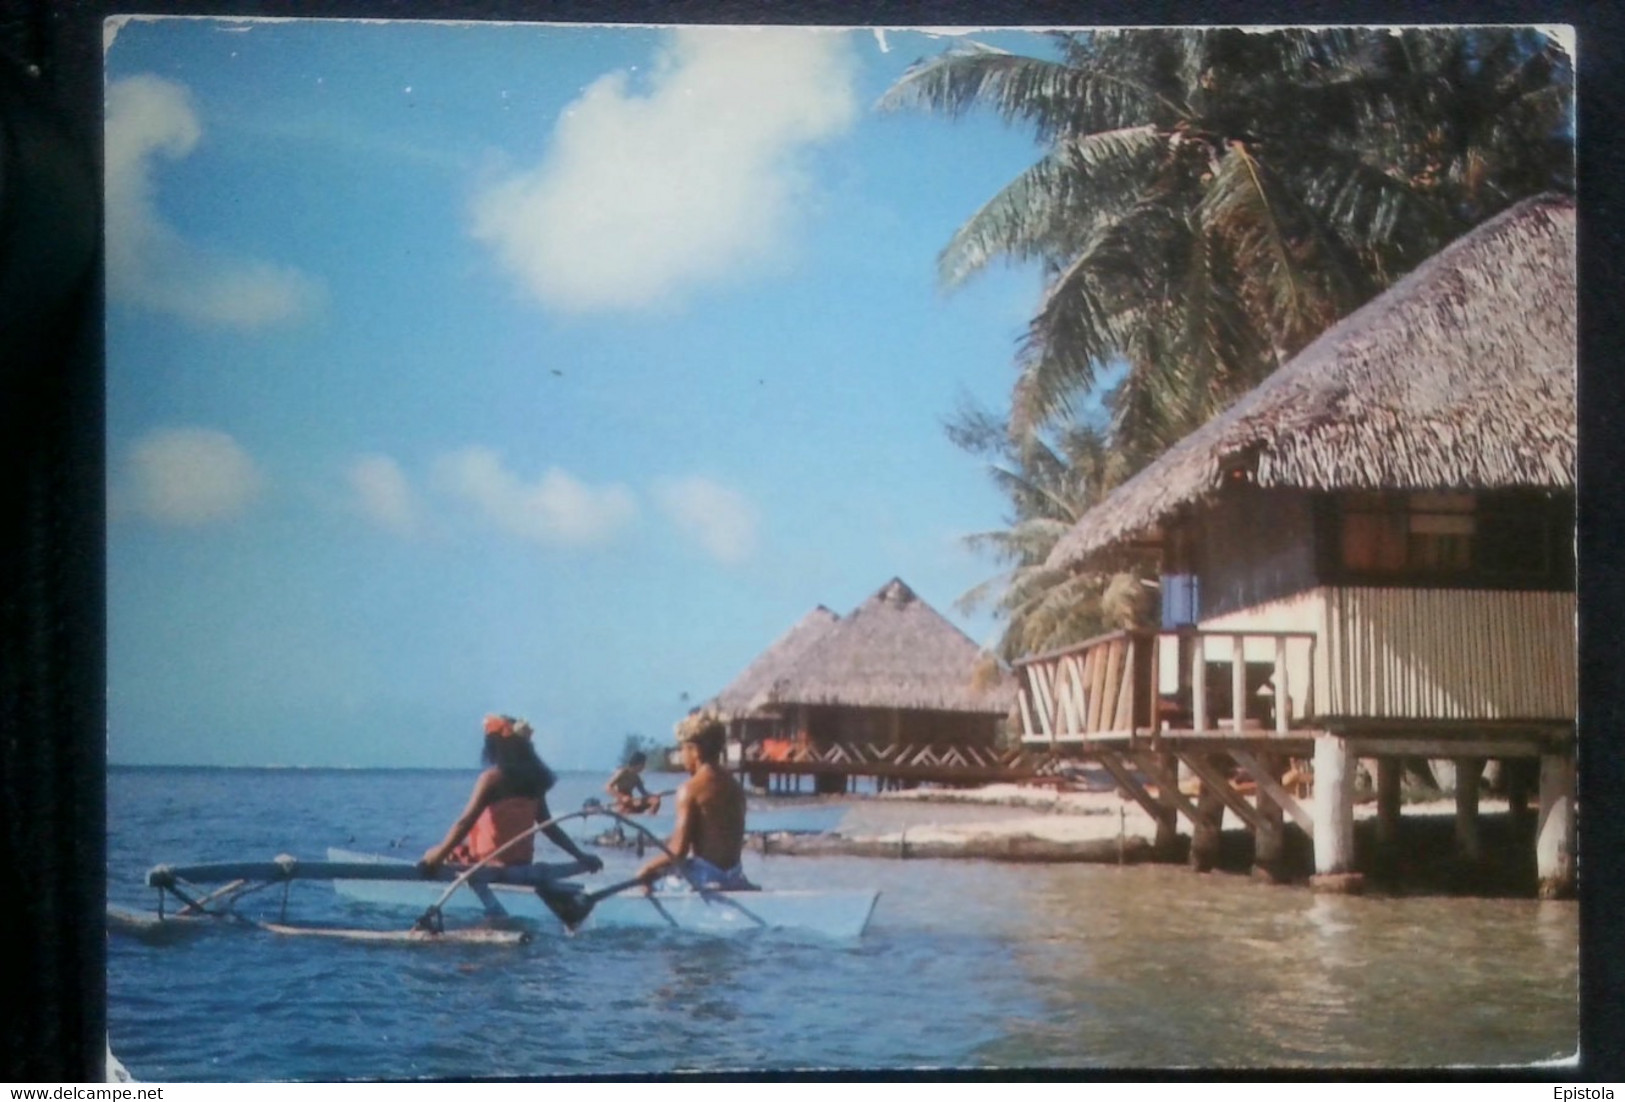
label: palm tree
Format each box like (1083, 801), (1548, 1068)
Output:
(948, 399), (1153, 662)
(883, 27), (1572, 452)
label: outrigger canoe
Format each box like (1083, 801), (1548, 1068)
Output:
(113, 849), (878, 942)
(111, 805), (879, 942)
(327, 848), (878, 938)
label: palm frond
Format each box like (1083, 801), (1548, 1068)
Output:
(1200, 142), (1343, 355)
(937, 126), (1163, 288)
(878, 45), (1105, 143)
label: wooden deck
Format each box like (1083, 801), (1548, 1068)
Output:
(1010, 626), (1575, 895)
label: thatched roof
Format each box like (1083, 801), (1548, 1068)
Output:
(756, 578), (1014, 714)
(709, 605), (840, 719)
(1049, 193), (1576, 572)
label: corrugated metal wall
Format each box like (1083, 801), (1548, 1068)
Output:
(1320, 588), (1575, 720)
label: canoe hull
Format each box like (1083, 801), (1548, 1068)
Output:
(327, 849), (877, 938)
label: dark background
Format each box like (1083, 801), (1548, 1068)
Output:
(0, 0), (1619, 1083)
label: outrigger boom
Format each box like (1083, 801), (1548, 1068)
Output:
(147, 855), (592, 893)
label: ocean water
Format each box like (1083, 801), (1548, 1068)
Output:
(107, 767), (1579, 1080)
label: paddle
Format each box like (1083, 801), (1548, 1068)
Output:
(534, 807), (769, 932)
(531, 807), (680, 930)
(533, 873), (654, 931)
(413, 806), (599, 934)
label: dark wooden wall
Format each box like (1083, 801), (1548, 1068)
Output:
(1193, 486), (1319, 619)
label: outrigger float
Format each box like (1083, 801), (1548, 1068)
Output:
(108, 806), (879, 944)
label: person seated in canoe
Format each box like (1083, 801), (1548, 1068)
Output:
(419, 714), (603, 874)
(635, 715), (755, 892)
(605, 751), (662, 815)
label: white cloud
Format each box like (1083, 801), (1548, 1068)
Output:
(470, 26), (858, 313)
(347, 454), (420, 535)
(432, 446), (635, 547)
(120, 427), (263, 526)
(105, 74), (320, 328)
(655, 476), (758, 564)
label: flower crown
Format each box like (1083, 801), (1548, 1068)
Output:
(484, 714), (533, 739)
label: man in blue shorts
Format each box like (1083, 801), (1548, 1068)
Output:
(637, 716), (754, 891)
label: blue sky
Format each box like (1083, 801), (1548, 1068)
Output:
(105, 17), (1058, 770)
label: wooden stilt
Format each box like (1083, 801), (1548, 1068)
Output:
(1311, 735), (1361, 891)
(1376, 757), (1402, 847)
(1230, 749), (1314, 835)
(1251, 752), (1286, 883)
(1507, 756), (1535, 834)
(1180, 752), (1266, 833)
(1121, 750), (1193, 860)
(1536, 751), (1575, 899)
(1454, 756), (1484, 863)
(1189, 755), (1227, 872)
(1095, 749), (1176, 857)
(1154, 751), (1181, 854)
(1128, 751), (1202, 827)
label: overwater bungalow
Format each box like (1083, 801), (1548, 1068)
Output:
(1017, 194), (1576, 896)
(710, 604), (841, 762)
(711, 578), (1016, 792)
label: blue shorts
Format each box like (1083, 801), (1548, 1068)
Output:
(663, 856), (755, 892)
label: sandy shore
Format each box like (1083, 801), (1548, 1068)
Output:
(829, 782), (1496, 848)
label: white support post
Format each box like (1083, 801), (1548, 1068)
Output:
(1536, 752), (1575, 899)
(1149, 634), (1164, 736)
(1311, 736), (1358, 886)
(1305, 637), (1316, 720)
(1231, 634), (1246, 733)
(1191, 636), (1208, 733)
(1274, 636), (1290, 734)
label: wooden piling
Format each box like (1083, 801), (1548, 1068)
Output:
(1189, 756), (1227, 872)
(1454, 756), (1484, 863)
(1251, 752), (1286, 883)
(1507, 756), (1535, 833)
(1155, 751), (1181, 854)
(1376, 757), (1402, 847)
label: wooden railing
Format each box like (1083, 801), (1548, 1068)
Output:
(1013, 628), (1317, 745)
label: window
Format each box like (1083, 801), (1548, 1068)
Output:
(1341, 492), (1475, 573)
(1477, 507), (1554, 576)
(1335, 491), (1565, 583)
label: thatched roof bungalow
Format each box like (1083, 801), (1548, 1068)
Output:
(764, 577), (1013, 718)
(1016, 194), (1575, 892)
(1018, 193), (1576, 747)
(716, 579), (1013, 766)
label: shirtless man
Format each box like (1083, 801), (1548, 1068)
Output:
(605, 751), (662, 815)
(636, 717), (752, 891)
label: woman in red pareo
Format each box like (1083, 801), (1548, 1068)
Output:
(419, 714), (603, 873)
